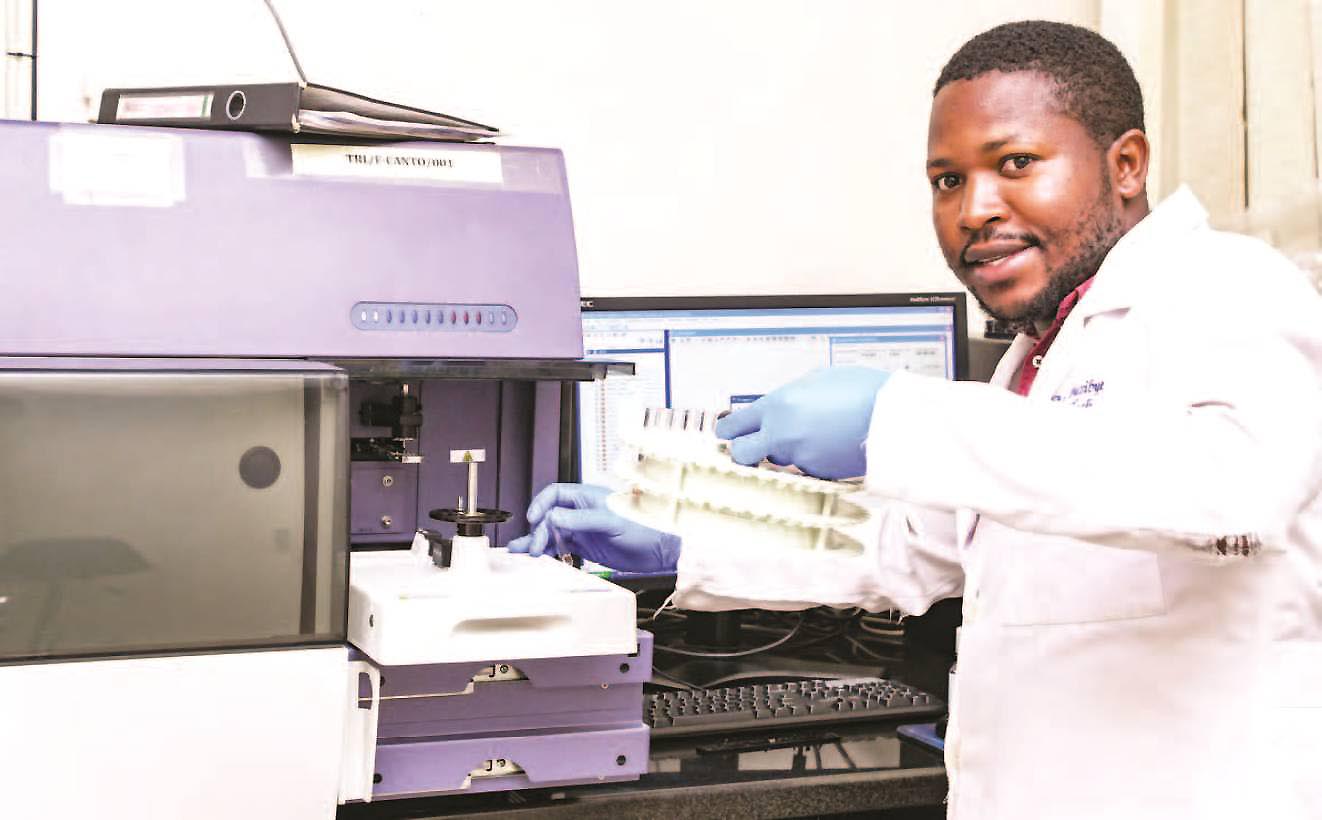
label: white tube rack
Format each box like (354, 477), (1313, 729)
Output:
(607, 409), (870, 555)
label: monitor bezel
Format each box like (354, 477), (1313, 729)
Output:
(579, 291), (970, 381)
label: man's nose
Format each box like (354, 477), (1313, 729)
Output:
(957, 174), (1007, 233)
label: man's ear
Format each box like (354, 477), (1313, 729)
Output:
(1108, 128), (1149, 200)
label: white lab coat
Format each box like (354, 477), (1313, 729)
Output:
(673, 188), (1322, 819)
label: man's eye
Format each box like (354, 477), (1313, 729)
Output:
(932, 174), (961, 191)
(1001, 155), (1034, 173)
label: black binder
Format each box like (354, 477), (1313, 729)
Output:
(97, 82), (500, 142)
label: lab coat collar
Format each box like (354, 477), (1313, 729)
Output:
(1076, 185), (1209, 320)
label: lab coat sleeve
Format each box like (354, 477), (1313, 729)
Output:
(863, 277), (1322, 554)
(672, 498), (964, 613)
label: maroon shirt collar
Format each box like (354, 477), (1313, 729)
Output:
(1012, 277), (1095, 397)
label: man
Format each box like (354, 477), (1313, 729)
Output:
(510, 21), (1322, 818)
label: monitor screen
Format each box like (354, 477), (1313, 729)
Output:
(577, 293), (968, 488)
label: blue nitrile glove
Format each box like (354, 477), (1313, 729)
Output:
(506, 483), (682, 573)
(714, 366), (891, 479)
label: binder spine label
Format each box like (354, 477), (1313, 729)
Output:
(290, 144), (503, 186)
(115, 92), (214, 121)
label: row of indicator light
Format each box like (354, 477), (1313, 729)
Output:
(357, 306), (510, 328)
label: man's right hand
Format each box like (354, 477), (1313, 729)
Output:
(506, 483), (681, 573)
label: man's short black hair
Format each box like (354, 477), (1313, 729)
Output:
(935, 20), (1144, 146)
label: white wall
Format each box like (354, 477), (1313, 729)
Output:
(35, 0), (1101, 329)
(2, 0), (35, 117)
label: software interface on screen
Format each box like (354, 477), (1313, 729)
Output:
(578, 300), (962, 487)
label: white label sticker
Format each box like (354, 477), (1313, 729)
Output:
(48, 130), (186, 207)
(290, 143), (503, 185)
(116, 92), (213, 120)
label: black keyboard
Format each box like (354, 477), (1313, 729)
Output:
(645, 676), (944, 739)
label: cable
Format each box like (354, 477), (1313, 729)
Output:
(651, 613), (806, 659)
(857, 619), (905, 639)
(262, 0), (309, 85)
(834, 739), (858, 770)
(818, 607), (862, 621)
(649, 667), (700, 690)
(859, 611), (904, 631)
(636, 606), (686, 623)
(642, 604), (909, 666)
(844, 635), (897, 663)
(859, 612), (904, 626)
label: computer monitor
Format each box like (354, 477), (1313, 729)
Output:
(576, 293), (969, 488)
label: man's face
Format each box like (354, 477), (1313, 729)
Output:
(927, 71), (1123, 327)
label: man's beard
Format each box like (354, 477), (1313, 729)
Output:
(968, 183), (1124, 333)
